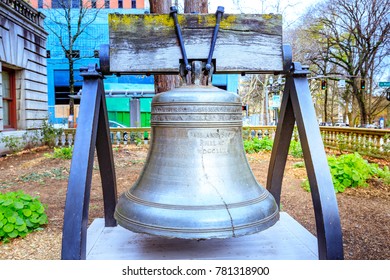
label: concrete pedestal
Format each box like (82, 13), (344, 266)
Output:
(86, 212), (318, 260)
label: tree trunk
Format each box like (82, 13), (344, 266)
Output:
(149, 0), (172, 14)
(352, 81), (367, 125)
(324, 85), (328, 122)
(150, 0), (209, 93)
(184, 0), (208, 13)
(68, 56), (75, 128)
(149, 0), (177, 93)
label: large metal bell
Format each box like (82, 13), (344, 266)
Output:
(115, 84), (279, 239)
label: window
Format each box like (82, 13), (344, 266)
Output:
(38, 0), (43, 8)
(131, 0), (136, 8)
(92, 0), (96, 8)
(1, 69), (17, 129)
(51, 0), (80, 8)
(71, 0), (80, 8)
(51, 0), (60, 8)
(105, 0), (110, 8)
(53, 70), (82, 105)
(118, 0), (123, 8)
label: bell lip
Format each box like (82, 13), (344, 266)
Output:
(114, 208), (280, 240)
(114, 190), (280, 240)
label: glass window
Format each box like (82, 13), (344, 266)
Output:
(118, 0), (123, 8)
(105, 0), (110, 8)
(51, 0), (80, 8)
(1, 69), (16, 129)
(131, 0), (136, 8)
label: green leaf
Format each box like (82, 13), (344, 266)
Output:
(36, 206), (45, 214)
(17, 224), (26, 232)
(25, 219), (33, 228)
(7, 216), (16, 224)
(2, 199), (13, 206)
(4, 209), (14, 218)
(342, 178), (352, 187)
(20, 194), (32, 201)
(3, 223), (14, 233)
(352, 174), (360, 182)
(8, 230), (18, 238)
(22, 209), (32, 217)
(13, 201), (24, 209)
(38, 215), (48, 225)
(29, 204), (38, 211)
(15, 216), (24, 226)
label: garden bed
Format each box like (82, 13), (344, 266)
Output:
(0, 145), (389, 260)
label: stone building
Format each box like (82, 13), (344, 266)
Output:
(0, 0), (48, 155)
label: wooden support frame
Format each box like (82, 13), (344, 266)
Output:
(61, 65), (117, 260)
(267, 62), (344, 260)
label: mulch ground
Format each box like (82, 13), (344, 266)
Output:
(0, 145), (389, 260)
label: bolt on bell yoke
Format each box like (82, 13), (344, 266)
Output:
(114, 7), (280, 240)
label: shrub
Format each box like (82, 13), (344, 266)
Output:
(302, 152), (390, 193)
(289, 140), (303, 158)
(0, 135), (24, 153)
(45, 146), (73, 160)
(41, 120), (63, 148)
(244, 137), (273, 153)
(0, 191), (48, 243)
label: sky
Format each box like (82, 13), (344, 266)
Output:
(208, 0), (323, 27)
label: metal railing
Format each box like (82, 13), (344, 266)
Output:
(58, 126), (390, 158)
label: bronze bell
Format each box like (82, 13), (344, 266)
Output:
(115, 64), (279, 239)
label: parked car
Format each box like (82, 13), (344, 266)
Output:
(109, 120), (129, 141)
(319, 122), (332, 126)
(358, 124), (378, 129)
(334, 122), (349, 127)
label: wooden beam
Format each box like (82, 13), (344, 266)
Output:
(108, 13), (283, 74)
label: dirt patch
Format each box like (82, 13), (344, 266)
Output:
(0, 145), (389, 260)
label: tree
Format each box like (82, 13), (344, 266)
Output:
(304, 0), (389, 125)
(43, 0), (103, 126)
(149, 0), (178, 94)
(149, 0), (208, 93)
(184, 0), (208, 13)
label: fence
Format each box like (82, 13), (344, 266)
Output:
(58, 126), (390, 158)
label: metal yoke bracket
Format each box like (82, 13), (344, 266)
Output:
(267, 62), (344, 260)
(61, 64), (117, 260)
(171, 5), (223, 84)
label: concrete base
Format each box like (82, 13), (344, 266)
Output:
(86, 212), (318, 260)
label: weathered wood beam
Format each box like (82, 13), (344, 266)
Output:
(108, 13), (283, 74)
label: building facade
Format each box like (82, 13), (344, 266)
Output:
(0, 0), (48, 155)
